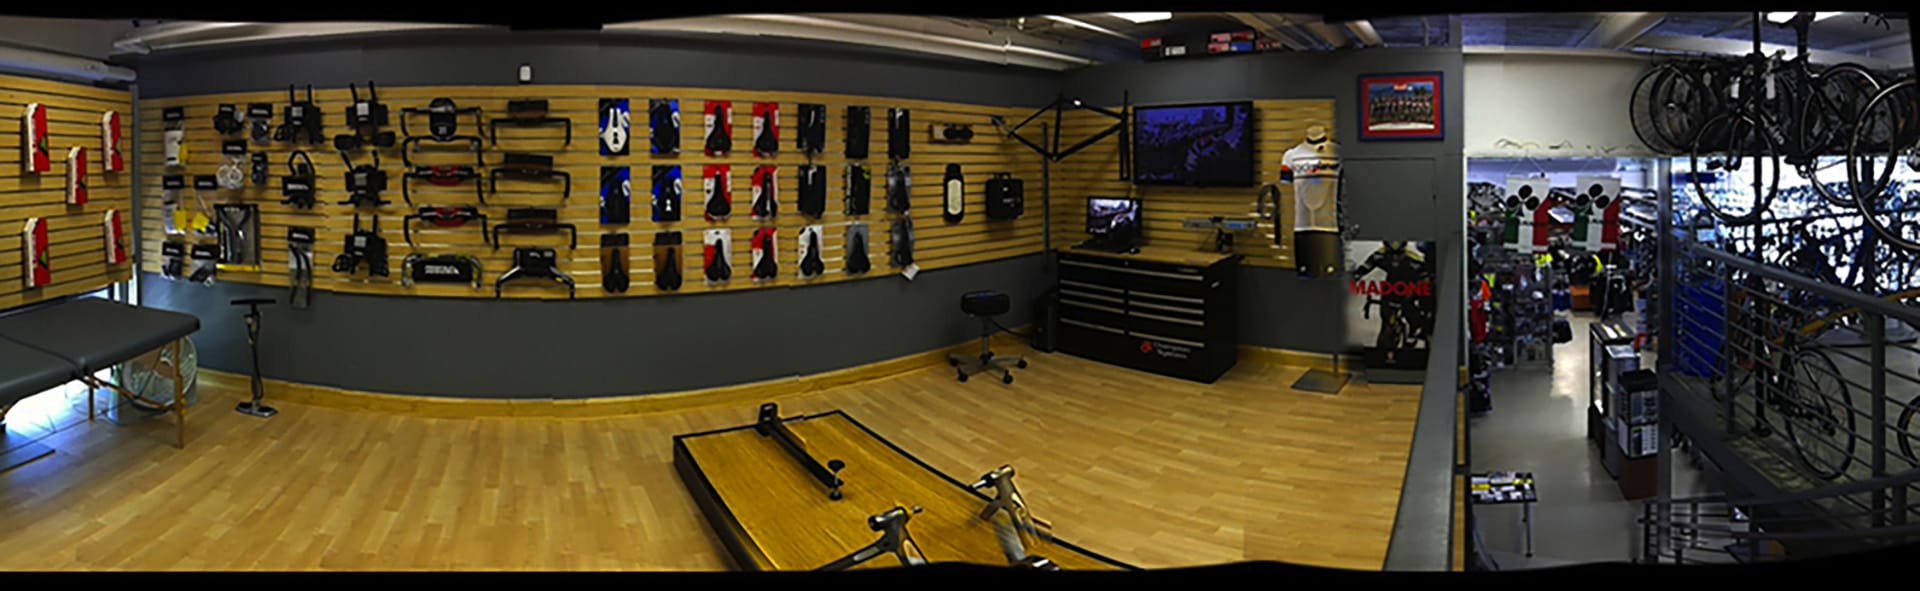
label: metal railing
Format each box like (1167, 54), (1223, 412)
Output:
(1651, 173), (1920, 562)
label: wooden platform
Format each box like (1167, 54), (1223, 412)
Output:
(674, 409), (1131, 570)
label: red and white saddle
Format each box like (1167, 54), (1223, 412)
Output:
(67, 146), (89, 205)
(104, 209), (128, 265)
(23, 217), (51, 288)
(23, 103), (50, 174)
(101, 111), (126, 172)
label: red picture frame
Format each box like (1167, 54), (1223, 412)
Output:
(1359, 72), (1443, 141)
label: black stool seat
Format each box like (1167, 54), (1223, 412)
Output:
(951, 290), (1025, 384)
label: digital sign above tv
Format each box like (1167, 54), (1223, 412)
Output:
(1132, 101), (1256, 187)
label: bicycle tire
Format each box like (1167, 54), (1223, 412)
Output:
(1654, 65), (1720, 155)
(1797, 65), (1881, 208)
(1690, 113), (1781, 225)
(1899, 397), (1919, 462)
(1783, 348), (1857, 481)
(1847, 80), (1920, 238)
(1631, 63), (1682, 154)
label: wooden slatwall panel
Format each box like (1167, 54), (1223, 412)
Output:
(1047, 99), (1334, 268)
(137, 86), (1043, 300)
(0, 74), (134, 310)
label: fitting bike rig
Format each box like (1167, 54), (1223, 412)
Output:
(490, 99), (572, 147)
(404, 205), (489, 247)
(490, 152), (571, 201)
(332, 213), (390, 277)
(495, 247), (574, 299)
(403, 165), (485, 204)
(401, 98), (486, 168)
(491, 207), (576, 251)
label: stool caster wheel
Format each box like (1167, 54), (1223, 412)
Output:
(1016, 359), (1028, 369)
(949, 358), (959, 367)
(830, 490), (843, 501)
(1002, 373), (1014, 385)
(958, 372), (969, 383)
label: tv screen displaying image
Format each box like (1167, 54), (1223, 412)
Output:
(1086, 197), (1141, 237)
(1132, 102), (1255, 187)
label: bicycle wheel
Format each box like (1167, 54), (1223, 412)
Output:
(1797, 65), (1878, 208)
(1631, 63), (1683, 154)
(1847, 80), (1920, 250)
(1691, 113), (1781, 224)
(1900, 397), (1919, 463)
(1645, 64), (1719, 155)
(1783, 348), (1857, 481)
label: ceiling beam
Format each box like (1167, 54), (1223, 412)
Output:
(1303, 21), (1353, 49)
(1577, 12), (1666, 49)
(1631, 32), (1893, 69)
(1345, 20), (1385, 47)
(605, 15), (1096, 70)
(1832, 31), (1911, 54)
(1225, 13), (1309, 51)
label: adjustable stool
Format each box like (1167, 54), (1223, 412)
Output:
(950, 291), (1027, 384)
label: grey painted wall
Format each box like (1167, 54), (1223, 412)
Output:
(134, 33), (1061, 398)
(1059, 48), (1467, 358)
(143, 255), (1046, 399)
(132, 31), (1062, 107)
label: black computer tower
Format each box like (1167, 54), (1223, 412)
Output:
(1031, 286), (1059, 353)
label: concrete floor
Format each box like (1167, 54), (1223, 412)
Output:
(1470, 313), (1717, 569)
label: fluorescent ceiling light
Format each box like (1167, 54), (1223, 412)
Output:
(1043, 14), (1133, 40)
(1109, 12), (1173, 24)
(1765, 12), (1843, 24)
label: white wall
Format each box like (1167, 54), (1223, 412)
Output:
(1463, 50), (1656, 159)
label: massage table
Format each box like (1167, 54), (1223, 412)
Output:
(0, 297), (201, 448)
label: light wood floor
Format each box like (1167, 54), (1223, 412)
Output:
(0, 349), (1424, 571)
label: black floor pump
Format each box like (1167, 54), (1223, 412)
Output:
(231, 298), (278, 418)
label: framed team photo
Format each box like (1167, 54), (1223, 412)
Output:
(1358, 72), (1443, 141)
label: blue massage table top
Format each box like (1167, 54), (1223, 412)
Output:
(0, 298), (201, 402)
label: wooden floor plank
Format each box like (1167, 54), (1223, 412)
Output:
(0, 349), (1421, 570)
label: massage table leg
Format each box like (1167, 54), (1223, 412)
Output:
(172, 339), (185, 449)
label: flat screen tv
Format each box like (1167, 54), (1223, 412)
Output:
(1132, 101), (1256, 187)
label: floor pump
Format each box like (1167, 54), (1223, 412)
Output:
(231, 298), (278, 418)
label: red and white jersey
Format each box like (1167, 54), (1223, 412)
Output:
(104, 209), (127, 264)
(23, 217), (51, 288)
(101, 111), (125, 172)
(66, 147), (88, 205)
(23, 103), (50, 174)
(1282, 140), (1340, 234)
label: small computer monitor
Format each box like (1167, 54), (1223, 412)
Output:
(1087, 197), (1142, 237)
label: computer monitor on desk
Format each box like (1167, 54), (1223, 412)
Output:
(1081, 197), (1141, 252)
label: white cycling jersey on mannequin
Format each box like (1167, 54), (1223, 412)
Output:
(1283, 125), (1342, 278)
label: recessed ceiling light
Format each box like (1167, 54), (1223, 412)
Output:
(1109, 12), (1173, 24)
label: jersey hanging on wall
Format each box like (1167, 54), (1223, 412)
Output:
(1504, 177), (1552, 253)
(751, 165), (779, 221)
(797, 103), (827, 154)
(703, 228), (732, 284)
(845, 222), (871, 275)
(22, 217), (50, 288)
(103, 209), (127, 265)
(652, 165), (683, 222)
(601, 166), (631, 224)
(844, 164), (871, 215)
(654, 231), (684, 291)
(650, 99), (680, 155)
(23, 103), (50, 174)
(751, 227), (778, 281)
(887, 107), (910, 160)
(66, 147), (88, 205)
(703, 100), (732, 157)
(885, 163), (912, 213)
(100, 111), (125, 172)
(1573, 175), (1623, 251)
(797, 164), (827, 218)
(798, 225), (825, 280)
(598, 98), (630, 156)
(703, 164), (732, 221)
(752, 102), (778, 158)
(846, 106), (871, 159)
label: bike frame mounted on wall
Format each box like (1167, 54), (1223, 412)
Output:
(990, 92), (1131, 250)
